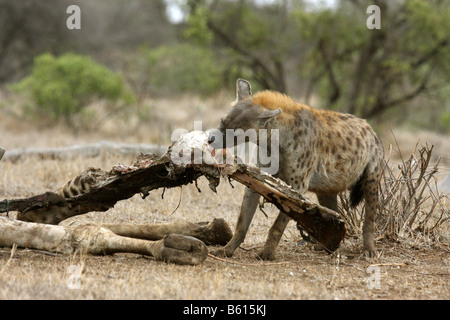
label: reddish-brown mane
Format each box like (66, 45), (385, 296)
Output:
(252, 91), (313, 122)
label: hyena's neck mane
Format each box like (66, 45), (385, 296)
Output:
(252, 91), (313, 123)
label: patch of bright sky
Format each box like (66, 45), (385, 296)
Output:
(164, 0), (338, 24)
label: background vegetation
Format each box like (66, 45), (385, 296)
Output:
(0, 0), (449, 131)
(11, 53), (134, 124)
(0, 0), (448, 300)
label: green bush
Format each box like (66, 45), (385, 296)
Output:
(440, 111), (450, 132)
(145, 44), (225, 96)
(12, 53), (134, 122)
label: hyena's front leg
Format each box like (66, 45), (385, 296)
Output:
(211, 187), (260, 257)
(258, 211), (290, 261)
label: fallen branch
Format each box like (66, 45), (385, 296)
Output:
(1, 132), (346, 252)
(1, 141), (166, 162)
(1, 153), (205, 224)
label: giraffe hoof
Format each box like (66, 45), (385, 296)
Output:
(158, 234), (208, 265)
(206, 218), (233, 246)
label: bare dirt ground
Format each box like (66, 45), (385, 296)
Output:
(0, 96), (449, 300)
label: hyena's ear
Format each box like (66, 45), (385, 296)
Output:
(258, 108), (281, 120)
(236, 78), (252, 101)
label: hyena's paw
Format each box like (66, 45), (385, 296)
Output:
(362, 246), (377, 260)
(257, 248), (277, 261)
(209, 246), (234, 258)
(362, 237), (377, 259)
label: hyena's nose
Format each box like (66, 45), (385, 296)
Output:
(207, 129), (223, 149)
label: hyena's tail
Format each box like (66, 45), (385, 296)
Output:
(349, 168), (367, 207)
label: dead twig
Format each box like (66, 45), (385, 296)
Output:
(369, 262), (408, 267)
(338, 140), (449, 245)
(0, 244), (17, 276)
(207, 253), (293, 266)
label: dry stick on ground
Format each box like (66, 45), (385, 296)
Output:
(206, 253), (295, 266)
(2, 142), (166, 162)
(0, 133), (346, 257)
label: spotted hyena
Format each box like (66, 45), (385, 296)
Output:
(210, 79), (384, 260)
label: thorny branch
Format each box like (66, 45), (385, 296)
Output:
(340, 143), (449, 240)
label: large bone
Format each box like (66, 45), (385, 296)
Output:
(0, 216), (208, 265)
(101, 219), (232, 246)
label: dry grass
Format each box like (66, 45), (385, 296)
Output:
(0, 96), (449, 300)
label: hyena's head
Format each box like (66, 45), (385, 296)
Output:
(208, 79), (281, 148)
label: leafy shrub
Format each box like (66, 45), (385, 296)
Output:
(441, 111), (450, 132)
(12, 53), (134, 123)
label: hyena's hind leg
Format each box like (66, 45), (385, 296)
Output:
(361, 174), (381, 257)
(352, 156), (383, 257)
